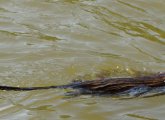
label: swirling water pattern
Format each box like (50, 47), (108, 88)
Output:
(0, 0), (165, 120)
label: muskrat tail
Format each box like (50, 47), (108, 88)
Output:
(0, 85), (60, 91)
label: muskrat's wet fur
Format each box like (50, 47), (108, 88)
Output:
(0, 72), (165, 97)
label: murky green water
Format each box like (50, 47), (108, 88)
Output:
(0, 0), (165, 120)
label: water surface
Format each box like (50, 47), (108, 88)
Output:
(0, 0), (165, 120)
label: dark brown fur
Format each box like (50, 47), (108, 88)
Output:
(75, 72), (165, 94)
(0, 72), (165, 96)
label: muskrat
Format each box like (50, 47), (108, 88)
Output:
(0, 72), (165, 97)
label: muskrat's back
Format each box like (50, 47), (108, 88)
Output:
(0, 72), (165, 98)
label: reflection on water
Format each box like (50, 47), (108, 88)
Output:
(0, 0), (165, 119)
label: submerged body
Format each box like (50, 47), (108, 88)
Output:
(0, 72), (165, 97)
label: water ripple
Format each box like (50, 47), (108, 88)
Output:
(0, 0), (165, 120)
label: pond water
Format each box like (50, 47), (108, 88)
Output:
(0, 0), (165, 120)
